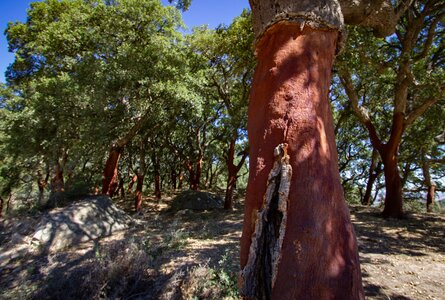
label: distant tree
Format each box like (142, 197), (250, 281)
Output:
(338, 0), (444, 218)
(190, 10), (255, 208)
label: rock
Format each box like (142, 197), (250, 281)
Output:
(32, 196), (132, 252)
(169, 190), (223, 211)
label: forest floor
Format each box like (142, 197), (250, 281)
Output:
(0, 193), (444, 300)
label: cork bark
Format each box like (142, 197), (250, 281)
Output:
(240, 22), (364, 299)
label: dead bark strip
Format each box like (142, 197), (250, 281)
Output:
(240, 143), (291, 299)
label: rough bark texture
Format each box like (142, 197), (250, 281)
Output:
(240, 143), (291, 299)
(240, 22), (364, 299)
(249, 0), (403, 43)
(102, 147), (123, 196)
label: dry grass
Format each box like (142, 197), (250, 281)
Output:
(0, 195), (444, 299)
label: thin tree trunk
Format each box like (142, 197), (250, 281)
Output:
(117, 176), (125, 198)
(178, 171), (184, 189)
(134, 173), (145, 212)
(224, 139), (248, 209)
(5, 192), (12, 213)
(152, 152), (161, 199)
(49, 160), (65, 206)
(37, 168), (50, 206)
(426, 184), (436, 212)
(135, 141), (146, 212)
(127, 174), (137, 193)
(170, 167), (177, 191)
(194, 157), (203, 190)
(422, 158), (435, 212)
(362, 149), (380, 205)
(239, 23), (363, 299)
(0, 196), (3, 218)
(102, 147), (123, 196)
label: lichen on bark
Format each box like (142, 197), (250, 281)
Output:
(239, 143), (292, 299)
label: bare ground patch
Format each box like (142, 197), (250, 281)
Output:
(0, 197), (444, 299)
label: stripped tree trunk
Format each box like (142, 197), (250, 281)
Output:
(224, 138), (248, 209)
(102, 146), (123, 196)
(102, 109), (153, 196)
(240, 3), (365, 295)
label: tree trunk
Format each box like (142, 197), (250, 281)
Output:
(134, 173), (145, 212)
(135, 141), (147, 212)
(362, 149), (381, 205)
(37, 169), (50, 206)
(239, 22), (363, 299)
(178, 171), (184, 189)
(117, 176), (125, 198)
(224, 139), (248, 209)
(194, 157), (203, 190)
(0, 196), (3, 218)
(426, 184), (435, 213)
(127, 174), (137, 193)
(185, 154), (203, 191)
(224, 173), (237, 209)
(152, 152), (161, 199)
(102, 147), (123, 195)
(49, 161), (65, 206)
(170, 167), (177, 191)
(381, 150), (404, 218)
(422, 158), (435, 213)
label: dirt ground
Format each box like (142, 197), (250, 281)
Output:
(0, 195), (444, 299)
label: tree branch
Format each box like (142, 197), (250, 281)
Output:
(404, 86), (444, 126)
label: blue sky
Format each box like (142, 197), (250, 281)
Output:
(0, 0), (249, 83)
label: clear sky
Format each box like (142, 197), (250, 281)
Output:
(0, 0), (249, 83)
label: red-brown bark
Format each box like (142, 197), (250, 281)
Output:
(134, 173), (144, 212)
(186, 158), (202, 191)
(50, 163), (65, 195)
(426, 184), (435, 213)
(102, 147), (123, 196)
(380, 150), (404, 218)
(240, 23), (363, 299)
